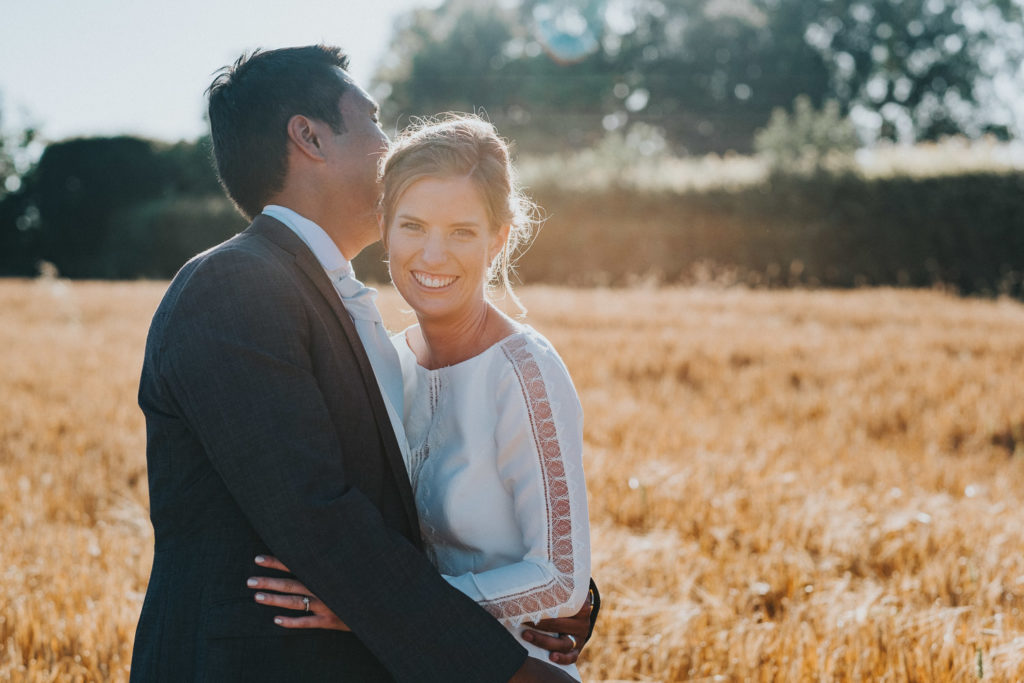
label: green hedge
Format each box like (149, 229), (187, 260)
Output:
(521, 171), (1024, 296)
(98, 195), (247, 279)
(8, 170), (1022, 298)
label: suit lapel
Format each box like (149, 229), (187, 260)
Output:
(247, 215), (421, 545)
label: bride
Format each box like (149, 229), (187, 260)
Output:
(248, 115), (592, 680)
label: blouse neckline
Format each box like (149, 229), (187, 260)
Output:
(399, 323), (530, 373)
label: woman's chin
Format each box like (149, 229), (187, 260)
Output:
(399, 281), (460, 312)
(413, 303), (459, 323)
(395, 287), (449, 317)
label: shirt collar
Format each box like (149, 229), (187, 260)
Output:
(262, 204), (352, 277)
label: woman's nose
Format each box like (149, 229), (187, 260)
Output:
(421, 234), (447, 264)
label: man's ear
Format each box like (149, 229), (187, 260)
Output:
(287, 115), (325, 161)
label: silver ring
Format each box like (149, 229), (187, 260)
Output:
(565, 634), (577, 649)
(302, 596), (311, 613)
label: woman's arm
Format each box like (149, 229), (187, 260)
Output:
(442, 336), (591, 628)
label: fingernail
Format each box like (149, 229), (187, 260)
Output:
(255, 593), (265, 602)
(522, 631), (533, 642)
(255, 555), (266, 564)
(274, 617), (283, 625)
(247, 578), (258, 587)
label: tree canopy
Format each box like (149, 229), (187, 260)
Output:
(373, 0), (1024, 153)
(0, 134), (231, 278)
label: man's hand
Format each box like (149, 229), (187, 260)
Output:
(520, 590), (595, 666)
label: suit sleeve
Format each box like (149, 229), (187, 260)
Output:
(157, 248), (525, 682)
(441, 336), (592, 629)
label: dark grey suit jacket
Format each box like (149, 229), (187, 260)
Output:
(130, 215), (527, 681)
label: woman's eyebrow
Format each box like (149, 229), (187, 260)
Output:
(396, 214), (482, 228)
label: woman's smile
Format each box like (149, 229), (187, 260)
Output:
(411, 271), (459, 290)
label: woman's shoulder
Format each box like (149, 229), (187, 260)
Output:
(492, 324), (584, 453)
(493, 324), (577, 394)
(497, 324), (565, 366)
(390, 325), (423, 386)
(390, 324), (418, 352)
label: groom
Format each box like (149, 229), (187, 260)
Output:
(130, 45), (593, 681)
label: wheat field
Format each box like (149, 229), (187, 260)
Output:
(3, 277), (1024, 681)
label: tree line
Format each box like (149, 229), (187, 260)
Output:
(0, 134), (241, 278)
(1, 0), (1022, 282)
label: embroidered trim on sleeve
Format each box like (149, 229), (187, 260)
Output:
(483, 335), (575, 620)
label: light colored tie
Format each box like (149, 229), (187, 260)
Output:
(331, 269), (404, 422)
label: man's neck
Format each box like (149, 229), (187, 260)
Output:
(264, 194), (368, 261)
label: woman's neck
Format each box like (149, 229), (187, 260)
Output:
(414, 302), (516, 370)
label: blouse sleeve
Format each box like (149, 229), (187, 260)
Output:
(441, 335), (592, 627)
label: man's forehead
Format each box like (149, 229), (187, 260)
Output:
(336, 69), (376, 108)
(335, 66), (356, 87)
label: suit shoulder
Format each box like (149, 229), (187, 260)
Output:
(185, 230), (287, 277)
(151, 230), (305, 339)
(174, 231), (297, 297)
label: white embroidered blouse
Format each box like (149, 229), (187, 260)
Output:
(393, 323), (591, 677)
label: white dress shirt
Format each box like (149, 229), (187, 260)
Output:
(261, 205), (408, 461)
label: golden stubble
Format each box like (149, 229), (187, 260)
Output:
(3, 279), (1024, 681)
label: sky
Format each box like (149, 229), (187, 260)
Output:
(3, 0), (1023, 149)
(0, 0), (441, 144)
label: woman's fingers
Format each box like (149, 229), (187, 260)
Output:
(272, 613), (350, 630)
(254, 555), (291, 573)
(272, 614), (333, 629)
(247, 576), (313, 596)
(254, 591), (315, 612)
(261, 600), (351, 631)
(247, 557), (350, 632)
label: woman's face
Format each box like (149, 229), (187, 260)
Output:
(385, 175), (508, 324)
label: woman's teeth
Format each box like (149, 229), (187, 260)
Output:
(413, 272), (457, 289)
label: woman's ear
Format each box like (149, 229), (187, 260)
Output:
(286, 115), (325, 160)
(490, 224), (512, 263)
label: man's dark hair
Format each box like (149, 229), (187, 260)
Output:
(206, 45), (351, 219)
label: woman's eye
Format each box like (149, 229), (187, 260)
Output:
(453, 228), (476, 238)
(401, 222), (423, 231)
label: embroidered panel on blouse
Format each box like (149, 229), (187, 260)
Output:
(476, 335), (576, 620)
(406, 371), (441, 496)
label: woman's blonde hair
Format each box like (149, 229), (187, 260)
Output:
(378, 113), (538, 313)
